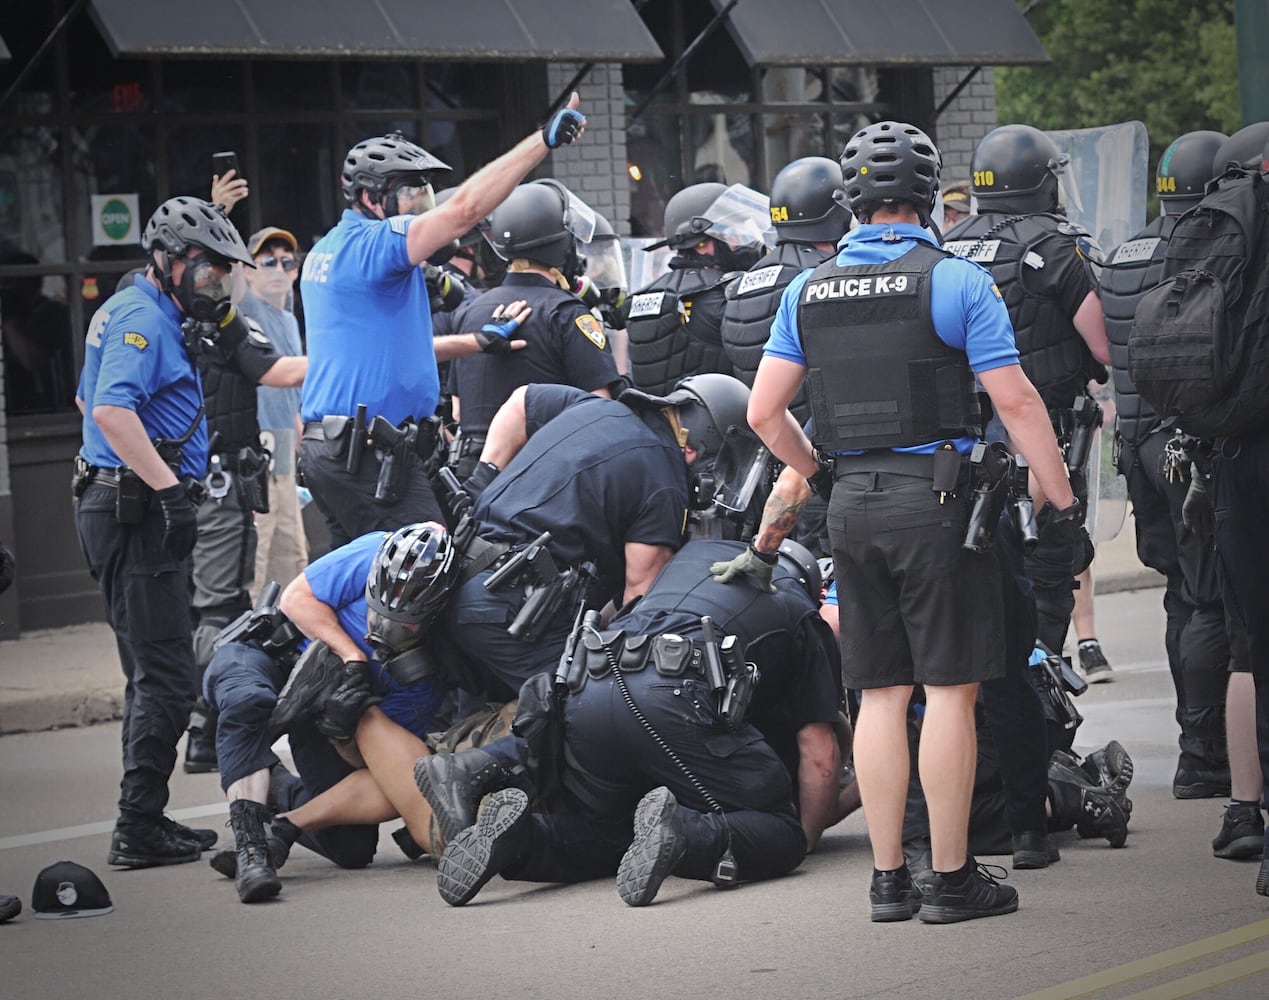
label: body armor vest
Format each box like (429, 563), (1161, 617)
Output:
(944, 212), (1091, 408)
(797, 243), (980, 452)
(626, 262), (731, 396)
(199, 350), (261, 453)
(722, 241), (830, 426)
(1100, 215), (1173, 447)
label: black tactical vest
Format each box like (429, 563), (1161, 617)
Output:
(944, 212), (1090, 408)
(1100, 215), (1173, 446)
(796, 243), (980, 452)
(722, 241), (831, 427)
(199, 349), (261, 454)
(626, 262), (732, 396)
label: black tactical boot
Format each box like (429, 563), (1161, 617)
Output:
(413, 748), (515, 856)
(436, 788), (531, 906)
(1080, 740), (1134, 799)
(108, 818), (201, 869)
(267, 642), (348, 740)
(1172, 756), (1231, 799)
(228, 799), (282, 903)
(160, 815), (217, 852)
(617, 787), (687, 907)
(1048, 751), (1129, 848)
(1212, 803), (1265, 860)
(183, 701), (219, 774)
(210, 815), (300, 879)
(1011, 830), (1060, 870)
(0, 895), (21, 923)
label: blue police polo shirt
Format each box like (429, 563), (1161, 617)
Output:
(303, 530), (445, 739)
(764, 223), (1019, 455)
(299, 210), (439, 426)
(77, 274), (209, 478)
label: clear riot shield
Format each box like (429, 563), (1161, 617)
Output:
(1044, 121), (1150, 258)
(1085, 425), (1128, 543)
(624, 237), (674, 291)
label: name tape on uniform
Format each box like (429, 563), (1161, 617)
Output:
(1108, 237), (1161, 265)
(944, 239), (1001, 262)
(627, 291), (668, 319)
(735, 265), (783, 296)
(803, 273), (914, 302)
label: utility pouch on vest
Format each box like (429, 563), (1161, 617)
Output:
(238, 445), (272, 514)
(321, 415), (352, 460)
(115, 468), (148, 524)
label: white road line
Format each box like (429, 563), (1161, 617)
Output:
(0, 802), (228, 851)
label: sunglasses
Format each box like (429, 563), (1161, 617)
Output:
(258, 255), (298, 272)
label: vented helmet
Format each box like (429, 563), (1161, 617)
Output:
(142, 197), (253, 266)
(341, 131), (450, 206)
(839, 121), (941, 224)
(364, 522), (458, 655)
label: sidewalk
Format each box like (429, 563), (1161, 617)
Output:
(0, 522), (1162, 737)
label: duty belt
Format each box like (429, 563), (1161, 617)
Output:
(456, 535), (513, 586)
(833, 450), (938, 478)
(301, 421), (326, 443)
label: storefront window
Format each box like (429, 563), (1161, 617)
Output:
(163, 60), (245, 113)
(253, 61), (335, 113)
(342, 63), (415, 111)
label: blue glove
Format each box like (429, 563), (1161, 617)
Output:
(542, 106), (585, 149)
(475, 313), (522, 354)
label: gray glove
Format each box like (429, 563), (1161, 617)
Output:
(710, 544), (778, 593)
(1182, 463), (1215, 538)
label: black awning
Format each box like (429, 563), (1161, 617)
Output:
(713, 0), (1049, 67)
(88, 0), (664, 62)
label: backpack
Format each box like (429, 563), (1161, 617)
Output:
(1129, 167), (1269, 437)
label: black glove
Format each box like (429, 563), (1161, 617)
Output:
(1182, 463), (1215, 538)
(808, 456), (834, 503)
(316, 663), (381, 743)
(156, 483), (198, 561)
(461, 461), (500, 504)
(1073, 526), (1095, 575)
(710, 544), (778, 592)
(473, 312), (522, 355)
(542, 105), (585, 149)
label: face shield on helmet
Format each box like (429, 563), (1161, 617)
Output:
(387, 174), (437, 216)
(710, 426), (769, 516)
(696, 184), (774, 269)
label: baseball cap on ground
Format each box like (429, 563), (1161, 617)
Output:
(247, 227), (299, 257)
(32, 861), (114, 919)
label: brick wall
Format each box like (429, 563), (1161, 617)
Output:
(544, 62), (630, 236)
(933, 65), (998, 186)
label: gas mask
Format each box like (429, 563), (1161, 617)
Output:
(175, 254), (233, 324)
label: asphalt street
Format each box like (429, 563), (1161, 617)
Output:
(1, 585), (1267, 1000)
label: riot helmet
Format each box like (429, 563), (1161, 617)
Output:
(664, 373), (754, 464)
(1156, 130), (1227, 215)
(655, 182), (729, 251)
(142, 196), (253, 321)
(579, 212), (629, 323)
(341, 131), (450, 213)
(839, 121), (941, 225)
(769, 157), (852, 244)
(647, 183), (770, 270)
(971, 124), (1071, 215)
(774, 538), (823, 603)
(485, 180), (596, 279)
(1212, 122), (1269, 174)
(364, 522), (458, 658)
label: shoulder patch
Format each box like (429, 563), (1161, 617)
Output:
(574, 313), (607, 349)
(122, 331), (148, 350)
(735, 265), (783, 295)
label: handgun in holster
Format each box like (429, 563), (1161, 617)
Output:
(211, 580), (304, 666)
(369, 414), (419, 506)
(1009, 454), (1039, 554)
(1064, 395), (1103, 474)
(237, 444), (272, 514)
(484, 531), (554, 593)
(962, 441), (1014, 553)
(505, 541), (569, 643)
(719, 634), (759, 732)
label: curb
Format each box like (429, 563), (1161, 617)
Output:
(0, 688), (124, 736)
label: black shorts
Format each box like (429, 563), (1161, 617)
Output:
(827, 469), (1005, 689)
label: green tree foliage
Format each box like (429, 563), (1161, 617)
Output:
(998, 0), (1240, 171)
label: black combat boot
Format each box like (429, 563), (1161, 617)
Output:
(616, 787), (687, 907)
(227, 799), (282, 904)
(1048, 751), (1129, 848)
(436, 788), (532, 906)
(183, 699), (219, 774)
(413, 748), (517, 856)
(210, 814), (300, 879)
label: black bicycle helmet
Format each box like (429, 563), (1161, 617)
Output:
(769, 157), (852, 243)
(341, 131), (450, 206)
(1156, 130), (1227, 214)
(142, 197), (254, 267)
(364, 522), (458, 655)
(971, 124), (1065, 214)
(839, 121), (940, 224)
(664, 373), (754, 463)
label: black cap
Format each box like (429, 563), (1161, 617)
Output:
(32, 861), (114, 919)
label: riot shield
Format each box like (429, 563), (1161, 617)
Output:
(624, 237), (674, 291)
(1044, 121), (1150, 257)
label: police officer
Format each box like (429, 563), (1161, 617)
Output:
(944, 124), (1111, 659)
(1101, 130), (1243, 806)
(75, 196), (254, 868)
(445, 181), (620, 478)
(205, 522), (458, 901)
(442, 373), (754, 705)
(748, 121), (1076, 923)
(626, 183), (765, 396)
(577, 212), (632, 374)
(421, 538), (843, 907)
(722, 157), (852, 427)
(299, 96), (588, 547)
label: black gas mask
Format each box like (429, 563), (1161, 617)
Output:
(173, 253), (234, 324)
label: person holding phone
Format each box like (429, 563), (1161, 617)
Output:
(298, 95), (587, 547)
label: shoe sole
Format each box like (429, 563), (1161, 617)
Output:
(1012, 852), (1050, 870)
(436, 789), (528, 907)
(1101, 740), (1134, 795)
(1214, 836), (1265, 861)
(1257, 861), (1269, 896)
(870, 897), (921, 922)
(237, 870), (283, 904)
(1173, 782), (1232, 800)
(108, 849), (200, 869)
(413, 755), (471, 855)
(920, 896), (1020, 923)
(1083, 668), (1113, 684)
(617, 788), (686, 908)
(183, 760), (219, 775)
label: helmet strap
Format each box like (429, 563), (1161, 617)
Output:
(153, 250), (176, 296)
(664, 407), (690, 449)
